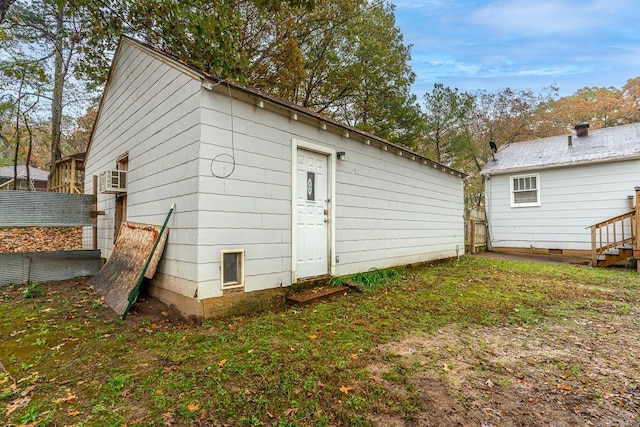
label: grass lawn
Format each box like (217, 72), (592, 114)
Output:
(1, 256), (639, 426)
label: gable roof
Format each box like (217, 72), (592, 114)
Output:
(86, 36), (465, 179)
(481, 122), (640, 176)
(0, 165), (49, 181)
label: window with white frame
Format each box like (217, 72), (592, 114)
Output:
(511, 174), (540, 207)
(221, 249), (244, 289)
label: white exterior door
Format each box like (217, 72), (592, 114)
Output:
(296, 149), (329, 278)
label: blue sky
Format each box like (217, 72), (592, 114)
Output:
(392, 0), (640, 98)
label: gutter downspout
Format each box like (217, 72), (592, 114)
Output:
(484, 175), (493, 251)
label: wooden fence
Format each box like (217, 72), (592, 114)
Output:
(465, 208), (487, 254)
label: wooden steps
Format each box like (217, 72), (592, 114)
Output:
(286, 285), (349, 306)
(596, 248), (634, 268)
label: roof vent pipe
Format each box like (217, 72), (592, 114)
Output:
(575, 122), (590, 137)
(568, 135), (572, 147)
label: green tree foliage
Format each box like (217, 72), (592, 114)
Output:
(79, 0), (314, 86)
(0, 57), (48, 183)
(419, 85), (559, 208)
(327, 1), (422, 145)
(2, 0), (100, 187)
(4, 0), (421, 169)
(422, 83), (474, 163)
(89, 0), (422, 145)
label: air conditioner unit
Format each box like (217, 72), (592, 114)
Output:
(99, 170), (127, 193)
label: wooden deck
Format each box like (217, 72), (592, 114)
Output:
(590, 187), (639, 270)
(50, 154), (85, 194)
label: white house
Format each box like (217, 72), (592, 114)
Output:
(84, 36), (465, 318)
(0, 165), (49, 191)
(481, 122), (640, 257)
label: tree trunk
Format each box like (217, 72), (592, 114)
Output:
(48, 1), (65, 190)
(12, 81), (23, 191)
(0, 0), (16, 24)
(24, 112), (33, 190)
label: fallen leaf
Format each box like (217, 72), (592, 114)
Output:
(53, 392), (77, 403)
(557, 384), (573, 391)
(187, 403), (199, 411)
(485, 379), (494, 388)
(218, 359), (227, 368)
(350, 353), (358, 359)
(442, 363), (450, 372)
(517, 376), (531, 388)
(162, 412), (174, 426)
(24, 317), (36, 322)
(339, 385), (353, 394)
(308, 334), (317, 340)
(21, 385), (36, 396)
(6, 396), (30, 415)
(50, 343), (64, 350)
(283, 407), (299, 416)
(68, 410), (80, 416)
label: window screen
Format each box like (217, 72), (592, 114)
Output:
(511, 174), (539, 206)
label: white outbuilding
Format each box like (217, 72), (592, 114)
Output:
(84, 36), (465, 317)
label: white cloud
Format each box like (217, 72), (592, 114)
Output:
(393, 0), (640, 96)
(468, 0), (637, 36)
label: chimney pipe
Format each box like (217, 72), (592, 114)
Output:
(575, 122), (590, 137)
(568, 135), (572, 147)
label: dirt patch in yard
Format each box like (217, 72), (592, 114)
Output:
(369, 306), (640, 426)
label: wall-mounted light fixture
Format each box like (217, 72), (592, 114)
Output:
(336, 151), (346, 160)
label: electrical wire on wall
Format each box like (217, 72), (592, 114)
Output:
(210, 82), (236, 178)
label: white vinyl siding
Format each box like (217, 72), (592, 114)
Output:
(84, 39), (202, 297)
(197, 89), (294, 298)
(486, 160), (640, 251)
(333, 145), (463, 275)
(511, 174), (540, 207)
(197, 87), (464, 297)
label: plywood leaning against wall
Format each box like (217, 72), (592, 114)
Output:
(90, 221), (168, 316)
